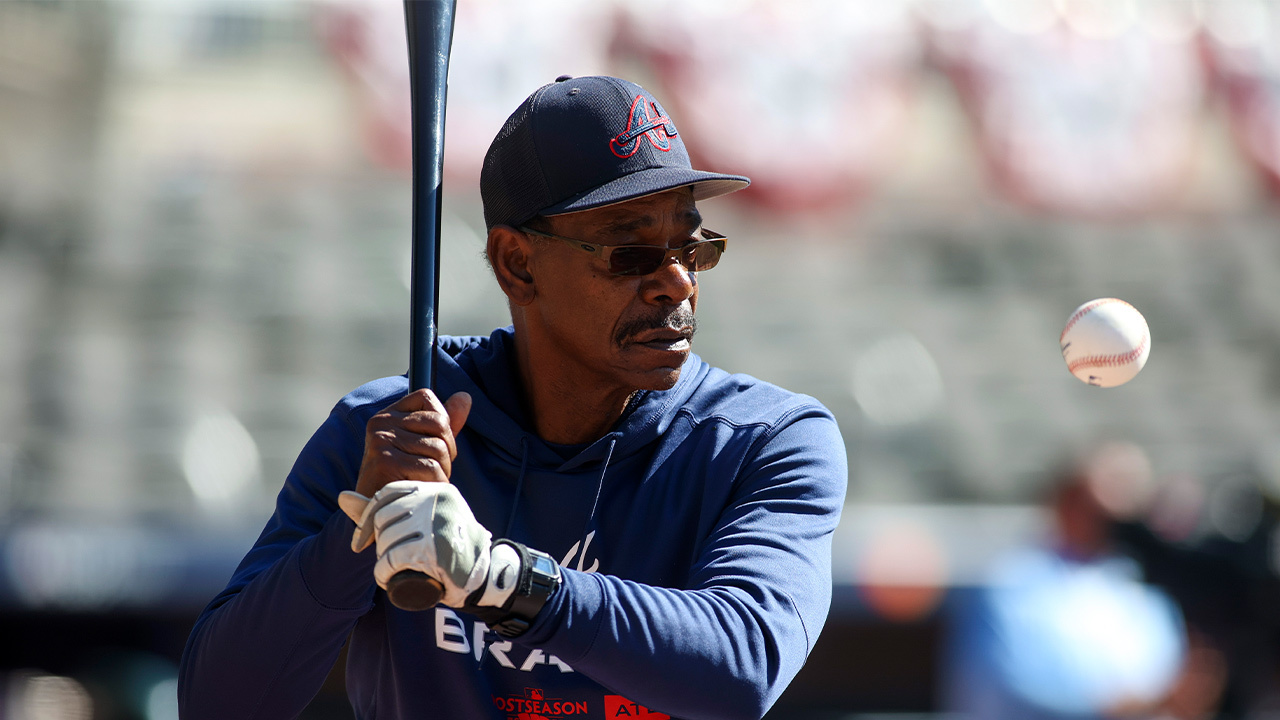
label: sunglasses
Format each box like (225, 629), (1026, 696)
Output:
(519, 226), (728, 277)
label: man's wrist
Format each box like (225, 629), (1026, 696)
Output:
(473, 540), (561, 638)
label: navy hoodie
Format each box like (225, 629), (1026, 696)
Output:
(179, 327), (847, 720)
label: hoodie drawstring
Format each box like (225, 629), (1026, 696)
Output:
(503, 435), (530, 540)
(575, 436), (616, 563)
(502, 434), (614, 572)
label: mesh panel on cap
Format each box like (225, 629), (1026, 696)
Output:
(480, 96), (552, 229)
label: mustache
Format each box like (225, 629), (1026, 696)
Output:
(615, 306), (698, 346)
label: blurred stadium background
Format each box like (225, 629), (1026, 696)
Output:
(2, 0), (1280, 718)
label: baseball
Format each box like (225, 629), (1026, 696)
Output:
(1060, 298), (1151, 388)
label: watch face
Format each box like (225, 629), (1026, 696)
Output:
(531, 555), (557, 576)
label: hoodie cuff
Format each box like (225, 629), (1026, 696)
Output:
(296, 508), (379, 612)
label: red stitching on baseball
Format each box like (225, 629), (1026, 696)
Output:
(1060, 298), (1129, 344)
(1067, 333), (1149, 374)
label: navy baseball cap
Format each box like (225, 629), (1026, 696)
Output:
(480, 76), (750, 229)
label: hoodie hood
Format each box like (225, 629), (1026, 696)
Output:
(432, 327), (708, 473)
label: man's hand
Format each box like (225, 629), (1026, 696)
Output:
(356, 389), (471, 498)
(337, 481), (521, 609)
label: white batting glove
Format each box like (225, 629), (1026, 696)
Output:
(337, 481), (520, 609)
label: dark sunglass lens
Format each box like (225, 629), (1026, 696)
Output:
(686, 240), (724, 271)
(608, 246), (666, 276)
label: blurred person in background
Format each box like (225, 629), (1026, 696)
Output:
(943, 443), (1221, 720)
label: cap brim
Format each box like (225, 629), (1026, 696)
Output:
(540, 167), (750, 218)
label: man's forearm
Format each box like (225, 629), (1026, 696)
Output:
(518, 569), (825, 720)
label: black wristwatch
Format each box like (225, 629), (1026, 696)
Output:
(488, 540), (562, 638)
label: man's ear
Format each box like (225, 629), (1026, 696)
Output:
(487, 225), (536, 306)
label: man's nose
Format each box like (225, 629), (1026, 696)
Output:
(640, 255), (696, 305)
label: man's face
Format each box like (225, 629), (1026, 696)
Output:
(526, 188), (705, 393)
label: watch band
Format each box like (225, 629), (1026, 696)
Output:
(489, 540), (562, 638)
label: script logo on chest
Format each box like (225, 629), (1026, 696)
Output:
(559, 531), (601, 574)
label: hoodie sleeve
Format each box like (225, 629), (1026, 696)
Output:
(178, 401), (379, 720)
(519, 405), (848, 720)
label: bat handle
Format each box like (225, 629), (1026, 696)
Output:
(387, 570), (445, 611)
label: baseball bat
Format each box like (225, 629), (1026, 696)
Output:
(385, 0), (457, 613)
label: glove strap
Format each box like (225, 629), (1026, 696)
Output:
(484, 540), (561, 638)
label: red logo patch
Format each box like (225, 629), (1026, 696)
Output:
(492, 688), (588, 720)
(603, 695), (671, 719)
(609, 95), (678, 158)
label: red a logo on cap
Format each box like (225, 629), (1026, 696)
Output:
(609, 95), (678, 158)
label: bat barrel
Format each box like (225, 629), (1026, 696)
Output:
(406, 0), (456, 392)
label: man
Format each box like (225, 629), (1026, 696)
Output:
(179, 76), (847, 720)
